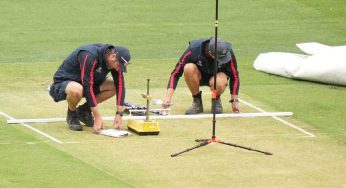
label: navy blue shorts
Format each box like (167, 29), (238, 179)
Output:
(199, 74), (213, 86)
(199, 72), (229, 87)
(49, 80), (103, 102)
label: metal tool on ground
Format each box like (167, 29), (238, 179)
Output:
(124, 102), (171, 116)
(171, 0), (272, 157)
(127, 79), (160, 135)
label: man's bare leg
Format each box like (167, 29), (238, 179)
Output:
(96, 77), (116, 103)
(184, 63), (201, 95)
(65, 81), (83, 130)
(184, 63), (203, 114)
(209, 72), (228, 96)
(65, 81), (83, 111)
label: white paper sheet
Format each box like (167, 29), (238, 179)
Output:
(99, 129), (131, 138)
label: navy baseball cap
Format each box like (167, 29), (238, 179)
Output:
(208, 38), (232, 65)
(114, 46), (131, 72)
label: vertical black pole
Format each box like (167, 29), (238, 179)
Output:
(212, 0), (219, 139)
(171, 0), (273, 157)
(146, 79), (150, 121)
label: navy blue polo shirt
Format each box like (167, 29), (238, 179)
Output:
(53, 44), (125, 107)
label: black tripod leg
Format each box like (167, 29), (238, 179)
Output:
(195, 139), (208, 142)
(219, 141), (273, 155)
(171, 141), (209, 157)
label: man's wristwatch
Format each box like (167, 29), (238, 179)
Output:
(116, 111), (123, 117)
(229, 99), (239, 103)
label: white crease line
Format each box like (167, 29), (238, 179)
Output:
(239, 99), (315, 137)
(64, 141), (80, 144)
(0, 111), (64, 144)
(1, 111), (132, 185)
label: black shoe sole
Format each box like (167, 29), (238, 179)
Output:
(68, 125), (83, 131)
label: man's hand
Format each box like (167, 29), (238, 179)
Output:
(162, 99), (171, 109)
(93, 116), (103, 133)
(232, 102), (240, 113)
(162, 88), (174, 109)
(230, 99), (240, 113)
(113, 113), (123, 130)
(91, 106), (103, 133)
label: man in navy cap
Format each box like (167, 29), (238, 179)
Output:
(163, 38), (240, 114)
(49, 44), (131, 132)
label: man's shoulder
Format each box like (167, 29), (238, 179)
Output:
(76, 44), (113, 63)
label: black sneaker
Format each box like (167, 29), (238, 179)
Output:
(67, 109), (82, 131)
(76, 103), (94, 127)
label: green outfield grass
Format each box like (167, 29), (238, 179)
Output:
(1, 0), (346, 187)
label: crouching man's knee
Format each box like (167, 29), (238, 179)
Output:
(66, 82), (83, 100)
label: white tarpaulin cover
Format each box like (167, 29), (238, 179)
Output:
(253, 42), (346, 86)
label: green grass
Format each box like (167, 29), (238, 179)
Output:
(1, 0), (346, 187)
(0, 119), (133, 188)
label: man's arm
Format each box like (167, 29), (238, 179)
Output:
(111, 70), (125, 129)
(228, 49), (240, 96)
(78, 51), (104, 131)
(227, 49), (240, 112)
(111, 70), (125, 109)
(78, 51), (98, 107)
(164, 50), (192, 107)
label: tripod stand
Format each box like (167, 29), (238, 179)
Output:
(171, 0), (272, 157)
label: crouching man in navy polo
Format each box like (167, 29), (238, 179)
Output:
(50, 44), (131, 132)
(163, 38), (240, 114)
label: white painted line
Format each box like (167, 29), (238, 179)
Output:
(6, 112), (293, 124)
(7, 118), (66, 124)
(64, 141), (80, 144)
(239, 99), (315, 137)
(0, 111), (64, 144)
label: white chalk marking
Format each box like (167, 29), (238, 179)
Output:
(0, 111), (64, 144)
(239, 99), (315, 137)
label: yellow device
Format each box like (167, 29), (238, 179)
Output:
(127, 119), (160, 135)
(127, 79), (160, 135)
